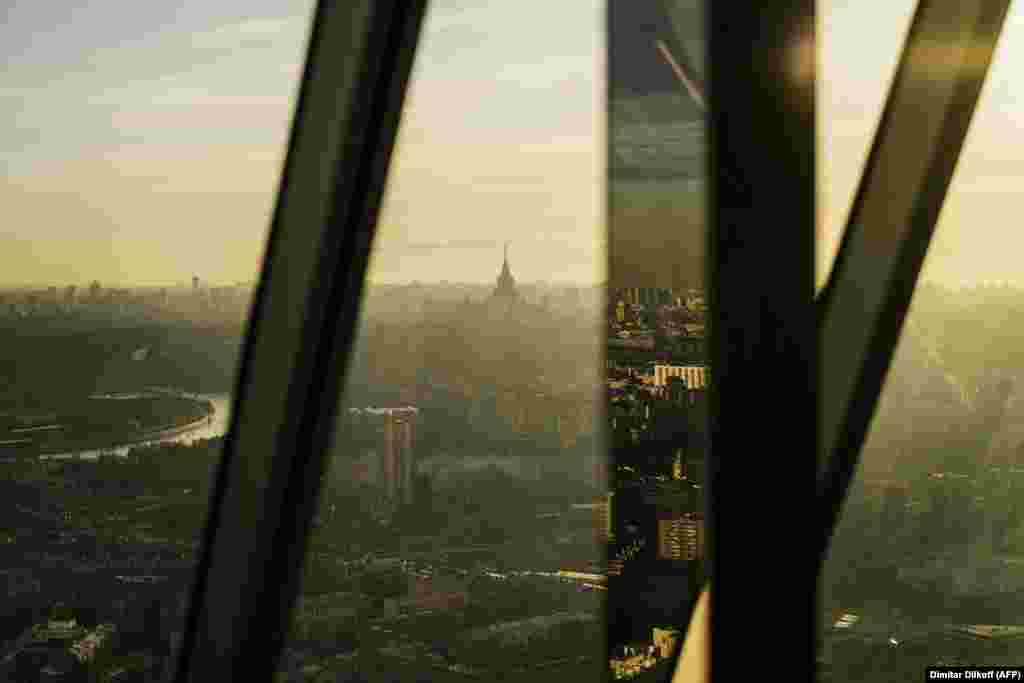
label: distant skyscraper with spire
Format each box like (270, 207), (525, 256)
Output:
(492, 242), (519, 301)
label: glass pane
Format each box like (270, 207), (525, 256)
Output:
(817, 0), (917, 293)
(820, 6), (1024, 681)
(278, 0), (608, 681)
(607, 0), (708, 677)
(0, 2), (313, 680)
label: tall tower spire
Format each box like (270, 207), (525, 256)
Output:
(493, 242), (518, 300)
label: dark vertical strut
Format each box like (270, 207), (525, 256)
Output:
(816, 0), (1012, 562)
(174, 1), (428, 681)
(709, 1), (816, 682)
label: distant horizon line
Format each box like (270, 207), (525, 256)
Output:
(4, 278), (1016, 291)
(0, 278), (610, 290)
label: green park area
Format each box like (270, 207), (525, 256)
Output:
(0, 317), (241, 416)
(51, 439), (221, 545)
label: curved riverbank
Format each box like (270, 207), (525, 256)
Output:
(35, 412), (215, 457)
(4, 393), (233, 461)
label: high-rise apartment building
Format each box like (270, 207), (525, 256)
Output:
(594, 492), (615, 545)
(652, 627), (683, 659)
(381, 407), (417, 505)
(656, 512), (703, 561)
(342, 407), (418, 506)
(614, 287), (674, 309)
(652, 364), (708, 390)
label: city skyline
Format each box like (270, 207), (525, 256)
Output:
(7, 2), (1024, 679)
(0, 0), (604, 288)
(0, 268), (609, 291)
(4, 1), (1024, 288)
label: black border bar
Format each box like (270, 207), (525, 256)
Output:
(174, 1), (428, 680)
(816, 0), (1011, 560)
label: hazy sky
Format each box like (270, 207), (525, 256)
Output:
(368, 0), (604, 285)
(3, 0), (1023, 288)
(0, 0), (602, 287)
(819, 0), (1024, 290)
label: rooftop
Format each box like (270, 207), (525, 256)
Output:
(952, 625), (1024, 640)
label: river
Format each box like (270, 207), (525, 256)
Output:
(39, 393), (233, 461)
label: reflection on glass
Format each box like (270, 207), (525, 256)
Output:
(279, 0), (609, 681)
(606, 0), (707, 677)
(0, 2), (313, 680)
(820, 5), (1024, 681)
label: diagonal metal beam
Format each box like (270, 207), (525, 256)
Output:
(817, 0), (1011, 559)
(173, 1), (427, 681)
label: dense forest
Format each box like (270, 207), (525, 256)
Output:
(350, 302), (601, 398)
(821, 283), (1024, 620)
(0, 292), (603, 414)
(0, 318), (243, 409)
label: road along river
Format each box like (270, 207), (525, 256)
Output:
(37, 392), (233, 461)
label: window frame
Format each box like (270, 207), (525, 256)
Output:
(173, 1), (428, 680)
(702, 1), (1010, 680)
(815, 0), (1012, 558)
(707, 3), (817, 681)
(165, 0), (1015, 680)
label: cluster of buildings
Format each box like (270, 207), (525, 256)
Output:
(333, 397), (605, 519)
(609, 287), (705, 347)
(0, 248), (712, 678)
(607, 476), (704, 563)
(340, 407), (420, 506)
(329, 252), (612, 518)
(0, 279), (253, 323)
(323, 251), (608, 523)
(0, 586), (188, 682)
(362, 269), (602, 326)
(608, 625), (683, 679)
(0, 605), (98, 681)
(603, 277), (710, 652)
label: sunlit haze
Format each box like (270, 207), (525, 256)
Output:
(819, 0), (1024, 290)
(3, 1), (1021, 288)
(0, 0), (603, 288)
